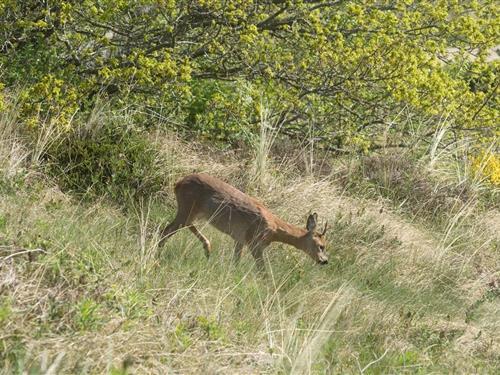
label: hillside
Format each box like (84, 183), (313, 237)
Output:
(1, 121), (499, 374)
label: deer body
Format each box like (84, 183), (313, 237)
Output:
(160, 173), (328, 268)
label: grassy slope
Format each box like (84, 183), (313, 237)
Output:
(1, 132), (499, 374)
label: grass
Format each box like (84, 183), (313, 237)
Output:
(0, 109), (499, 373)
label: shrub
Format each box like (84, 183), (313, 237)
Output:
(343, 153), (474, 219)
(45, 122), (166, 204)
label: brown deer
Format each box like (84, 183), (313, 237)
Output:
(159, 173), (328, 269)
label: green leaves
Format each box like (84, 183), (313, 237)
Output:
(1, 0), (497, 150)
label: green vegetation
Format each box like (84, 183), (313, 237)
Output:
(1, 0), (498, 150)
(45, 114), (167, 203)
(0, 0), (499, 373)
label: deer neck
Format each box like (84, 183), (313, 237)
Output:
(272, 217), (308, 249)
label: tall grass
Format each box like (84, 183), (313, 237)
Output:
(0, 102), (499, 373)
(133, 197), (161, 278)
(0, 98), (29, 179)
(249, 100), (283, 191)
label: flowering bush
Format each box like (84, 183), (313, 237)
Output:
(471, 151), (500, 186)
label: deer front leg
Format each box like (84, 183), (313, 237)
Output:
(158, 210), (196, 261)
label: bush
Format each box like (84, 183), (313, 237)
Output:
(45, 123), (166, 204)
(342, 153), (475, 219)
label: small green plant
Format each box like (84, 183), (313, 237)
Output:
(75, 298), (101, 331)
(197, 316), (225, 341)
(109, 367), (128, 375)
(0, 214), (6, 232)
(397, 350), (420, 367)
(0, 335), (28, 373)
(123, 290), (152, 320)
(0, 297), (12, 327)
(109, 358), (134, 375)
(173, 323), (193, 351)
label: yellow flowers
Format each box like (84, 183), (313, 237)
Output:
(471, 151), (500, 186)
(32, 19), (48, 29)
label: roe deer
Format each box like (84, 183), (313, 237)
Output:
(159, 173), (328, 269)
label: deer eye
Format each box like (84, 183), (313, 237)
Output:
(319, 246), (325, 251)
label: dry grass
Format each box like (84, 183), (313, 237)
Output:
(0, 99), (29, 179)
(1, 117), (499, 373)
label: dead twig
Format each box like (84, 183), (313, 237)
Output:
(1, 247), (47, 262)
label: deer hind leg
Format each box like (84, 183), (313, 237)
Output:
(249, 243), (267, 273)
(188, 225), (211, 259)
(159, 206), (196, 248)
(159, 213), (186, 248)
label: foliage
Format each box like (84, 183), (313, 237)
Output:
(0, 298), (12, 327)
(197, 315), (225, 341)
(45, 121), (166, 203)
(1, 0), (498, 150)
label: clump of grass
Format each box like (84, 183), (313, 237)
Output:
(248, 100), (282, 192)
(0, 97), (29, 182)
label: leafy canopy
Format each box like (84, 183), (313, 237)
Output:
(1, 0), (498, 150)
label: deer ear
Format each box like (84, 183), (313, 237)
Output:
(306, 213), (318, 232)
